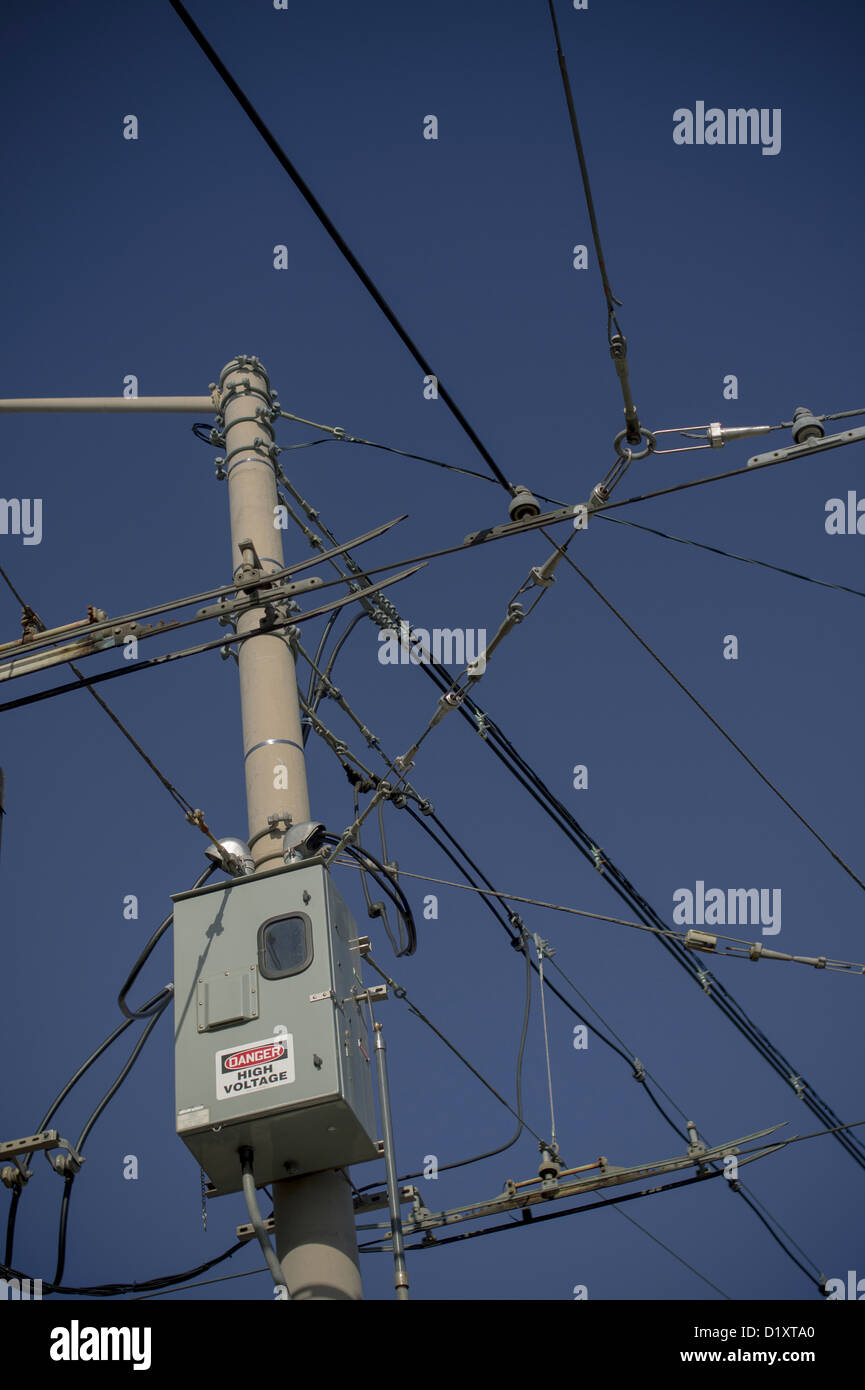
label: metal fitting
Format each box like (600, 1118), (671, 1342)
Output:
(508, 486), (542, 522)
(791, 406), (825, 445)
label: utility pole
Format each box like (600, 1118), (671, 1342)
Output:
(218, 354), (363, 1301)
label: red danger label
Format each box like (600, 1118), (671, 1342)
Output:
(214, 1033), (295, 1100)
(222, 1041), (286, 1073)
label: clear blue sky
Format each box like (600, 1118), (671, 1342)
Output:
(1, 0), (863, 1302)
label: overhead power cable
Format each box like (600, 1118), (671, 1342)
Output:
(168, 0), (514, 495)
(0, 565), (234, 866)
(596, 514), (865, 600)
(596, 452), (812, 513)
(612, 1206), (731, 1300)
(0, 1240), (249, 1299)
(546, 0), (647, 457)
(275, 414), (545, 493)
(546, 536), (865, 898)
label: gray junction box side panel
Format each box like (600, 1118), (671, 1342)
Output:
(172, 862), (378, 1195)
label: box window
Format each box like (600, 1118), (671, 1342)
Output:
(258, 912), (313, 979)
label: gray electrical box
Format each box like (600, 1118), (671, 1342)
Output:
(172, 860), (379, 1195)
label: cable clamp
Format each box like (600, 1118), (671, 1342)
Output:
(632, 1059), (646, 1082)
(590, 844), (607, 873)
(788, 1075), (805, 1100)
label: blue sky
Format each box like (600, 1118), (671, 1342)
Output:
(1, 0), (863, 1302)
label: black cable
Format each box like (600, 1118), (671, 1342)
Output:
(305, 610), (366, 737)
(0, 572), (228, 854)
(168, 0), (514, 496)
(76, 1005), (167, 1154)
(3, 1189), (20, 1268)
(596, 514), (865, 600)
(551, 542), (865, 898)
(596, 454), (803, 513)
(342, 436), (561, 503)
(42, 1005), (170, 1292)
(324, 835), (417, 955)
(363, 953), (548, 1152)
(407, 808), (688, 1134)
(38, 1018), (138, 1134)
(546, 0), (620, 328)
(4, 1013), (137, 1269)
(118, 862), (217, 1019)
(0, 1239), (248, 1298)
(731, 1184), (821, 1289)
(53, 1178), (73, 1287)
(364, 930), (534, 1191)
(305, 609), (341, 706)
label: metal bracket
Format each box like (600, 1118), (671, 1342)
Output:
(748, 424), (865, 469)
(0, 1130), (84, 1178)
(464, 502), (582, 547)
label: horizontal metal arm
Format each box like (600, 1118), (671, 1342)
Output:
(0, 395), (217, 413)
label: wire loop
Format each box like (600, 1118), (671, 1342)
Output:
(614, 427), (656, 461)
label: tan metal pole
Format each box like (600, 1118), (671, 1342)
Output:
(219, 354), (363, 1301)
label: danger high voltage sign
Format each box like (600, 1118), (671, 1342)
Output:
(215, 1034), (296, 1100)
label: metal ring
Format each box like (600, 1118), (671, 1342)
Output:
(613, 427), (656, 461)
